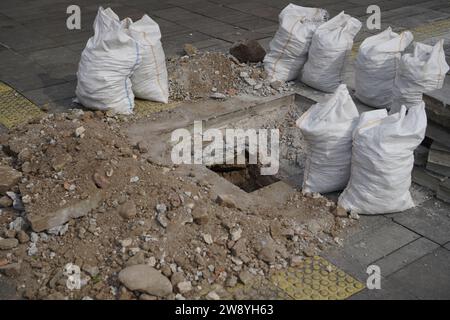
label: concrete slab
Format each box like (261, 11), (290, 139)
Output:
(373, 237), (440, 277)
(392, 199), (450, 245)
(22, 81), (76, 106)
(387, 248), (450, 299)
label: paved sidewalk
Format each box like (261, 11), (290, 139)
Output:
(1, 0), (449, 112)
(1, 0), (450, 300)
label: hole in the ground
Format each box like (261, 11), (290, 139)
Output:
(207, 151), (280, 193)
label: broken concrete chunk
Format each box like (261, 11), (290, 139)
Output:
(27, 191), (103, 232)
(118, 265), (172, 297)
(229, 39), (266, 63)
(0, 165), (22, 195)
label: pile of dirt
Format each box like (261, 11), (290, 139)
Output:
(167, 50), (294, 101)
(0, 109), (357, 300)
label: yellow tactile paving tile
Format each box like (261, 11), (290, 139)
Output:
(0, 82), (44, 129)
(270, 256), (364, 300)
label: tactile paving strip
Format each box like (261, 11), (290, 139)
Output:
(270, 256), (364, 300)
(224, 256), (364, 300)
(0, 82), (44, 129)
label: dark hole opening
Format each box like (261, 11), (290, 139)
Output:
(207, 151), (279, 193)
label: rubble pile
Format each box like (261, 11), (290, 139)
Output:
(0, 110), (357, 300)
(167, 49), (294, 101)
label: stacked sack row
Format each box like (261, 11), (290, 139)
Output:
(264, 5), (361, 92)
(76, 7), (169, 115)
(296, 84), (428, 215)
(264, 4), (449, 112)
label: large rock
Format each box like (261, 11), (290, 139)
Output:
(229, 39), (266, 63)
(0, 238), (19, 250)
(0, 165), (22, 195)
(118, 265), (172, 297)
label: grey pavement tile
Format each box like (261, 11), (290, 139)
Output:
(230, 17), (277, 32)
(349, 276), (419, 299)
(388, 248), (450, 299)
(190, 38), (232, 50)
(218, 30), (273, 43)
(331, 216), (420, 266)
(26, 46), (80, 68)
(444, 242), (450, 250)
(153, 7), (205, 22)
(373, 237), (440, 277)
(22, 81), (76, 106)
(0, 25), (58, 52)
(391, 199), (450, 245)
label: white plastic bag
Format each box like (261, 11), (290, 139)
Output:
(264, 4), (328, 82)
(296, 84), (359, 194)
(76, 7), (140, 114)
(338, 103), (427, 214)
(300, 11), (361, 92)
(129, 15), (169, 103)
(391, 40), (449, 113)
(355, 28), (413, 108)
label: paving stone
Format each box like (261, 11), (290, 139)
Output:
(388, 248), (450, 299)
(391, 199), (450, 245)
(26, 47), (80, 68)
(349, 276), (419, 300)
(0, 25), (57, 52)
(22, 81), (76, 106)
(444, 242), (450, 250)
(331, 216), (420, 266)
(372, 237), (440, 277)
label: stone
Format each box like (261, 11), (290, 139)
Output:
(75, 126), (86, 138)
(9, 217), (25, 231)
(229, 39), (266, 63)
(238, 270), (253, 285)
(118, 265), (172, 297)
(216, 194), (237, 208)
(126, 251), (146, 267)
(192, 206), (209, 225)
(230, 227), (242, 241)
(258, 246), (276, 263)
(270, 81), (282, 90)
(290, 256), (303, 267)
(203, 233), (213, 245)
(303, 246), (316, 257)
(156, 203), (167, 214)
(0, 238), (19, 250)
(334, 206), (348, 217)
(16, 231), (30, 244)
(177, 281), (192, 294)
(51, 153), (73, 171)
(157, 212), (169, 228)
(0, 165), (22, 195)
(183, 43), (198, 56)
(93, 172), (109, 189)
(210, 92), (227, 100)
(225, 275), (238, 287)
(306, 221), (322, 234)
(206, 291), (220, 300)
(0, 195), (13, 208)
(118, 200), (137, 220)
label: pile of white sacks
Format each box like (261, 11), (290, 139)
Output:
(76, 7), (169, 114)
(266, 4), (449, 215)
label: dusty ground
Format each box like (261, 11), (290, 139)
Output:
(0, 50), (358, 300)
